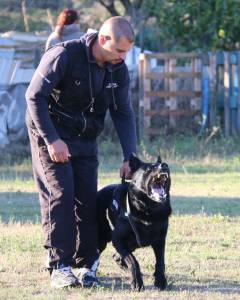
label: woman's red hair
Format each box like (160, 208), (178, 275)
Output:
(57, 9), (78, 26)
(55, 8), (79, 37)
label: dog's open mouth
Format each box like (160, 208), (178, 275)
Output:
(148, 172), (168, 202)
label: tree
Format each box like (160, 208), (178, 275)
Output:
(96, 0), (240, 51)
(150, 0), (240, 51)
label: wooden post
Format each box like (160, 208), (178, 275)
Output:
(192, 56), (201, 124)
(169, 58), (177, 128)
(138, 53), (145, 140)
(229, 52), (238, 135)
(237, 52), (240, 134)
(209, 53), (217, 128)
(164, 58), (170, 130)
(143, 54), (151, 136)
(21, 0), (30, 32)
(201, 53), (210, 132)
(216, 52), (225, 129)
(224, 52), (230, 137)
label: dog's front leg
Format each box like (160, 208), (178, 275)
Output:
(112, 234), (144, 291)
(151, 236), (167, 290)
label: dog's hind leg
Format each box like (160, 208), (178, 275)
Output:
(151, 234), (168, 290)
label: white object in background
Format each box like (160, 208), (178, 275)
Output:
(0, 91), (11, 147)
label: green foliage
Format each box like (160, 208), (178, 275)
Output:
(146, 0), (240, 51)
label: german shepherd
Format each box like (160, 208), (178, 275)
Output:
(97, 154), (171, 291)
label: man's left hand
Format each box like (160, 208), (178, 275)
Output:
(120, 161), (132, 179)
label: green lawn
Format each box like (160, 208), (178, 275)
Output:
(0, 138), (240, 299)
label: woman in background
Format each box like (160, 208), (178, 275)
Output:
(45, 8), (82, 51)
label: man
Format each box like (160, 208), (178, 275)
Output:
(25, 16), (137, 289)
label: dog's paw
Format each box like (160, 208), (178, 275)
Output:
(131, 270), (144, 291)
(131, 278), (144, 292)
(154, 275), (167, 290)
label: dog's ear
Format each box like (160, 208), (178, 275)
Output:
(156, 155), (162, 164)
(129, 153), (142, 172)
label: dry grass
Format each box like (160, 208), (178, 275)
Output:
(0, 213), (239, 300)
(0, 170), (240, 299)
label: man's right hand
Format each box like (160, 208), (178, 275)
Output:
(47, 139), (71, 163)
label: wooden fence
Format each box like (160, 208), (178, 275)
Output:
(138, 51), (240, 138)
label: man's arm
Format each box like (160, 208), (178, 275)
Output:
(109, 69), (137, 178)
(26, 45), (70, 162)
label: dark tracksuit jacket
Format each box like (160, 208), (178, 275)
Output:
(25, 31), (137, 270)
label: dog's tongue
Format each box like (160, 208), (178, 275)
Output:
(152, 186), (166, 200)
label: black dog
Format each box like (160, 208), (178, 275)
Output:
(97, 154), (172, 291)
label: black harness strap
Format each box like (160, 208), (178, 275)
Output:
(121, 176), (142, 247)
(125, 192), (142, 247)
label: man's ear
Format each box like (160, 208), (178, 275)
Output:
(99, 35), (107, 46)
(129, 153), (142, 173)
(99, 35), (111, 46)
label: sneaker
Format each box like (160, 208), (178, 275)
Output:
(51, 265), (79, 289)
(77, 268), (100, 288)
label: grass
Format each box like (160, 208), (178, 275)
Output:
(0, 136), (240, 299)
(0, 213), (239, 299)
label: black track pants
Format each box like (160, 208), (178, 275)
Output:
(28, 129), (99, 269)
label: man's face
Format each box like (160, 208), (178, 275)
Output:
(100, 35), (133, 64)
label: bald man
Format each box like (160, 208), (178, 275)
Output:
(25, 16), (137, 289)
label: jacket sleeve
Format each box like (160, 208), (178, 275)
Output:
(109, 69), (137, 161)
(25, 46), (68, 145)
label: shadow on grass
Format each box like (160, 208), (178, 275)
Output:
(98, 274), (240, 295)
(0, 192), (240, 223)
(172, 196), (240, 217)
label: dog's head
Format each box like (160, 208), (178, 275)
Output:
(129, 153), (171, 203)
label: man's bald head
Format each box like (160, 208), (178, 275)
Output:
(99, 16), (134, 43)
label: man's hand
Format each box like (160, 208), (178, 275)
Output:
(47, 139), (70, 163)
(120, 161), (132, 179)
